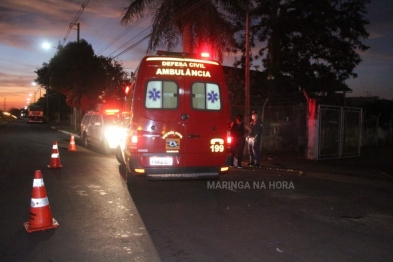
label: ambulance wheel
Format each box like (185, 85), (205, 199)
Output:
(116, 146), (124, 165)
(125, 167), (132, 185)
(126, 166), (143, 188)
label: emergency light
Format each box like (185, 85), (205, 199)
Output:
(104, 109), (119, 115)
(200, 52), (210, 58)
(156, 50), (211, 60)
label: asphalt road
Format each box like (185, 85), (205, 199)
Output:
(0, 119), (392, 261)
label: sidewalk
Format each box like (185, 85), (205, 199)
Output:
(50, 121), (393, 179)
(258, 146), (393, 179)
(50, 120), (80, 138)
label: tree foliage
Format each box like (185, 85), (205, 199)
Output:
(121, 0), (240, 62)
(247, 0), (370, 96)
(35, 40), (129, 111)
(121, 0), (369, 99)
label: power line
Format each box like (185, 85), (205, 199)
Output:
(96, 26), (137, 55)
(112, 34), (152, 59)
(97, 10), (155, 56)
(97, 15), (152, 56)
(62, 0), (91, 44)
(109, 26), (152, 57)
(169, 0), (209, 24)
(111, 0), (210, 59)
(88, 13), (118, 45)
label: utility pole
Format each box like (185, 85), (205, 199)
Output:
(58, 93), (61, 122)
(245, 11), (250, 120)
(76, 23), (80, 42)
(71, 22), (80, 130)
(70, 22), (80, 42)
(46, 89), (49, 122)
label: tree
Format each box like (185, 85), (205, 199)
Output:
(249, 0), (370, 96)
(121, 0), (242, 62)
(35, 40), (129, 112)
(97, 56), (129, 104)
(9, 108), (20, 118)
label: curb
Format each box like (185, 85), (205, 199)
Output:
(255, 164), (393, 187)
(51, 126), (81, 139)
(0, 120), (13, 126)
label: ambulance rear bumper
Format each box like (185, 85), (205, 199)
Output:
(128, 156), (222, 179)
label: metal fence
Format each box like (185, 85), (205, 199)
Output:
(231, 101), (389, 157)
(318, 105), (362, 159)
(231, 104), (307, 154)
(362, 112), (393, 146)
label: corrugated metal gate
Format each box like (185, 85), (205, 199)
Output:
(318, 105), (362, 159)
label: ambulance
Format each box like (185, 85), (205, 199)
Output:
(119, 51), (231, 183)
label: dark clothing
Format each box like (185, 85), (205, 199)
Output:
(249, 119), (263, 139)
(231, 121), (245, 138)
(230, 122), (246, 167)
(231, 136), (246, 167)
(248, 119), (263, 165)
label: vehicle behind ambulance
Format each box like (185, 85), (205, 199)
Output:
(28, 106), (44, 123)
(81, 109), (123, 154)
(120, 51), (231, 183)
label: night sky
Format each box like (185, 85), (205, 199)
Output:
(0, 0), (392, 110)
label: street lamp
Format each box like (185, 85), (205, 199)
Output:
(42, 40), (62, 51)
(31, 81), (42, 102)
(42, 42), (53, 50)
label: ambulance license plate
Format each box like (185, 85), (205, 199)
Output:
(150, 157), (173, 166)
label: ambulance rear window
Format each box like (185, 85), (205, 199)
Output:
(192, 82), (221, 110)
(145, 81), (178, 109)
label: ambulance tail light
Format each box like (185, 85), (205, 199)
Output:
(125, 122), (139, 153)
(131, 134), (138, 144)
(226, 130), (232, 152)
(227, 130), (232, 144)
(128, 129), (139, 153)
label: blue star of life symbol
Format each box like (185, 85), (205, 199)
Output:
(166, 140), (179, 148)
(207, 90), (218, 104)
(148, 88), (161, 101)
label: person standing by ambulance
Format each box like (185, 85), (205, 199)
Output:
(247, 111), (263, 167)
(230, 114), (251, 168)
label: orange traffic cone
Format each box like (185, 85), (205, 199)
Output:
(68, 134), (77, 151)
(48, 141), (62, 168)
(24, 170), (59, 233)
